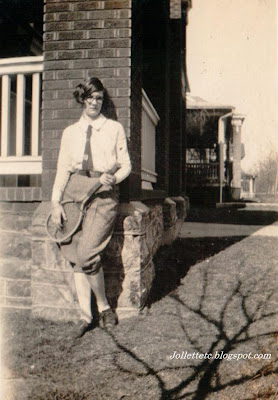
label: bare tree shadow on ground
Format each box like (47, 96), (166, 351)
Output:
(106, 234), (278, 399)
(2, 208), (278, 400)
(147, 236), (246, 305)
(147, 206), (278, 307)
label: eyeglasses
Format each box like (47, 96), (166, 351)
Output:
(85, 95), (104, 103)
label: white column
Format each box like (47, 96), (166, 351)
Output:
(231, 114), (245, 200)
(249, 177), (253, 196)
(205, 148), (210, 162)
(1, 75), (11, 157)
(219, 142), (224, 203)
(16, 74), (26, 156)
(31, 73), (41, 156)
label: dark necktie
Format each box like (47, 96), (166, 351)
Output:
(82, 125), (93, 171)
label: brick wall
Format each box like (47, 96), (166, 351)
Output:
(42, 0), (134, 201)
(0, 188), (42, 202)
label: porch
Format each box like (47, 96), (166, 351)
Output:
(185, 161), (233, 185)
(0, 56), (43, 196)
(186, 162), (219, 184)
(185, 94), (245, 204)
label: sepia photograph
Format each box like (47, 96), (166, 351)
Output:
(0, 0), (277, 399)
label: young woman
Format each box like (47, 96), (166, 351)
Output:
(51, 77), (131, 339)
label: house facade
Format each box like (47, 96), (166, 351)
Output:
(0, 0), (190, 320)
(185, 94), (245, 205)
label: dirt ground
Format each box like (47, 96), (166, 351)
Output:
(1, 206), (278, 400)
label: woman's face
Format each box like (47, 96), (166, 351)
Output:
(83, 90), (104, 120)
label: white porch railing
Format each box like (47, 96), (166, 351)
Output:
(185, 162), (219, 182)
(0, 56), (43, 175)
(141, 89), (160, 190)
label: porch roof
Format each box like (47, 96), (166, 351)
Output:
(186, 93), (235, 111)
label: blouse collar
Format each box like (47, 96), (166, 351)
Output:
(79, 113), (107, 132)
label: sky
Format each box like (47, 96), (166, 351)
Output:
(187, 0), (278, 173)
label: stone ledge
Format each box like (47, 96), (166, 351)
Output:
(161, 196), (187, 245)
(171, 196), (188, 240)
(0, 202), (40, 212)
(171, 196), (188, 219)
(163, 198), (177, 229)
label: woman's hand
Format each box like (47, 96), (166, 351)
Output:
(100, 173), (116, 186)
(51, 204), (67, 229)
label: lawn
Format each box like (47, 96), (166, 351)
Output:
(1, 206), (278, 400)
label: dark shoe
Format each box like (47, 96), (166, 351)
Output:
(99, 308), (118, 329)
(71, 319), (92, 340)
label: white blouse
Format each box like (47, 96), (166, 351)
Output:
(52, 113), (131, 203)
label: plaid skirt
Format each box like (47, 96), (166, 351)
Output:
(59, 187), (118, 275)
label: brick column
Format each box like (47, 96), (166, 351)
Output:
(168, 15), (186, 196)
(27, 0), (189, 322)
(30, 0), (149, 321)
(42, 0), (133, 200)
(231, 114), (245, 200)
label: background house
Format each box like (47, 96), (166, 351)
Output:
(0, 0), (191, 320)
(185, 93), (245, 205)
(187, 0), (278, 174)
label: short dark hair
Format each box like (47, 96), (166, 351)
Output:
(73, 77), (105, 105)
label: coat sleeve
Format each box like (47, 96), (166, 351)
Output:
(51, 127), (74, 204)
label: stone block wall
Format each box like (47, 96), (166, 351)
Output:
(29, 196), (187, 321)
(0, 195), (187, 320)
(0, 203), (39, 312)
(31, 232), (80, 321)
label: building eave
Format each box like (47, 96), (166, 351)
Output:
(186, 93), (235, 111)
